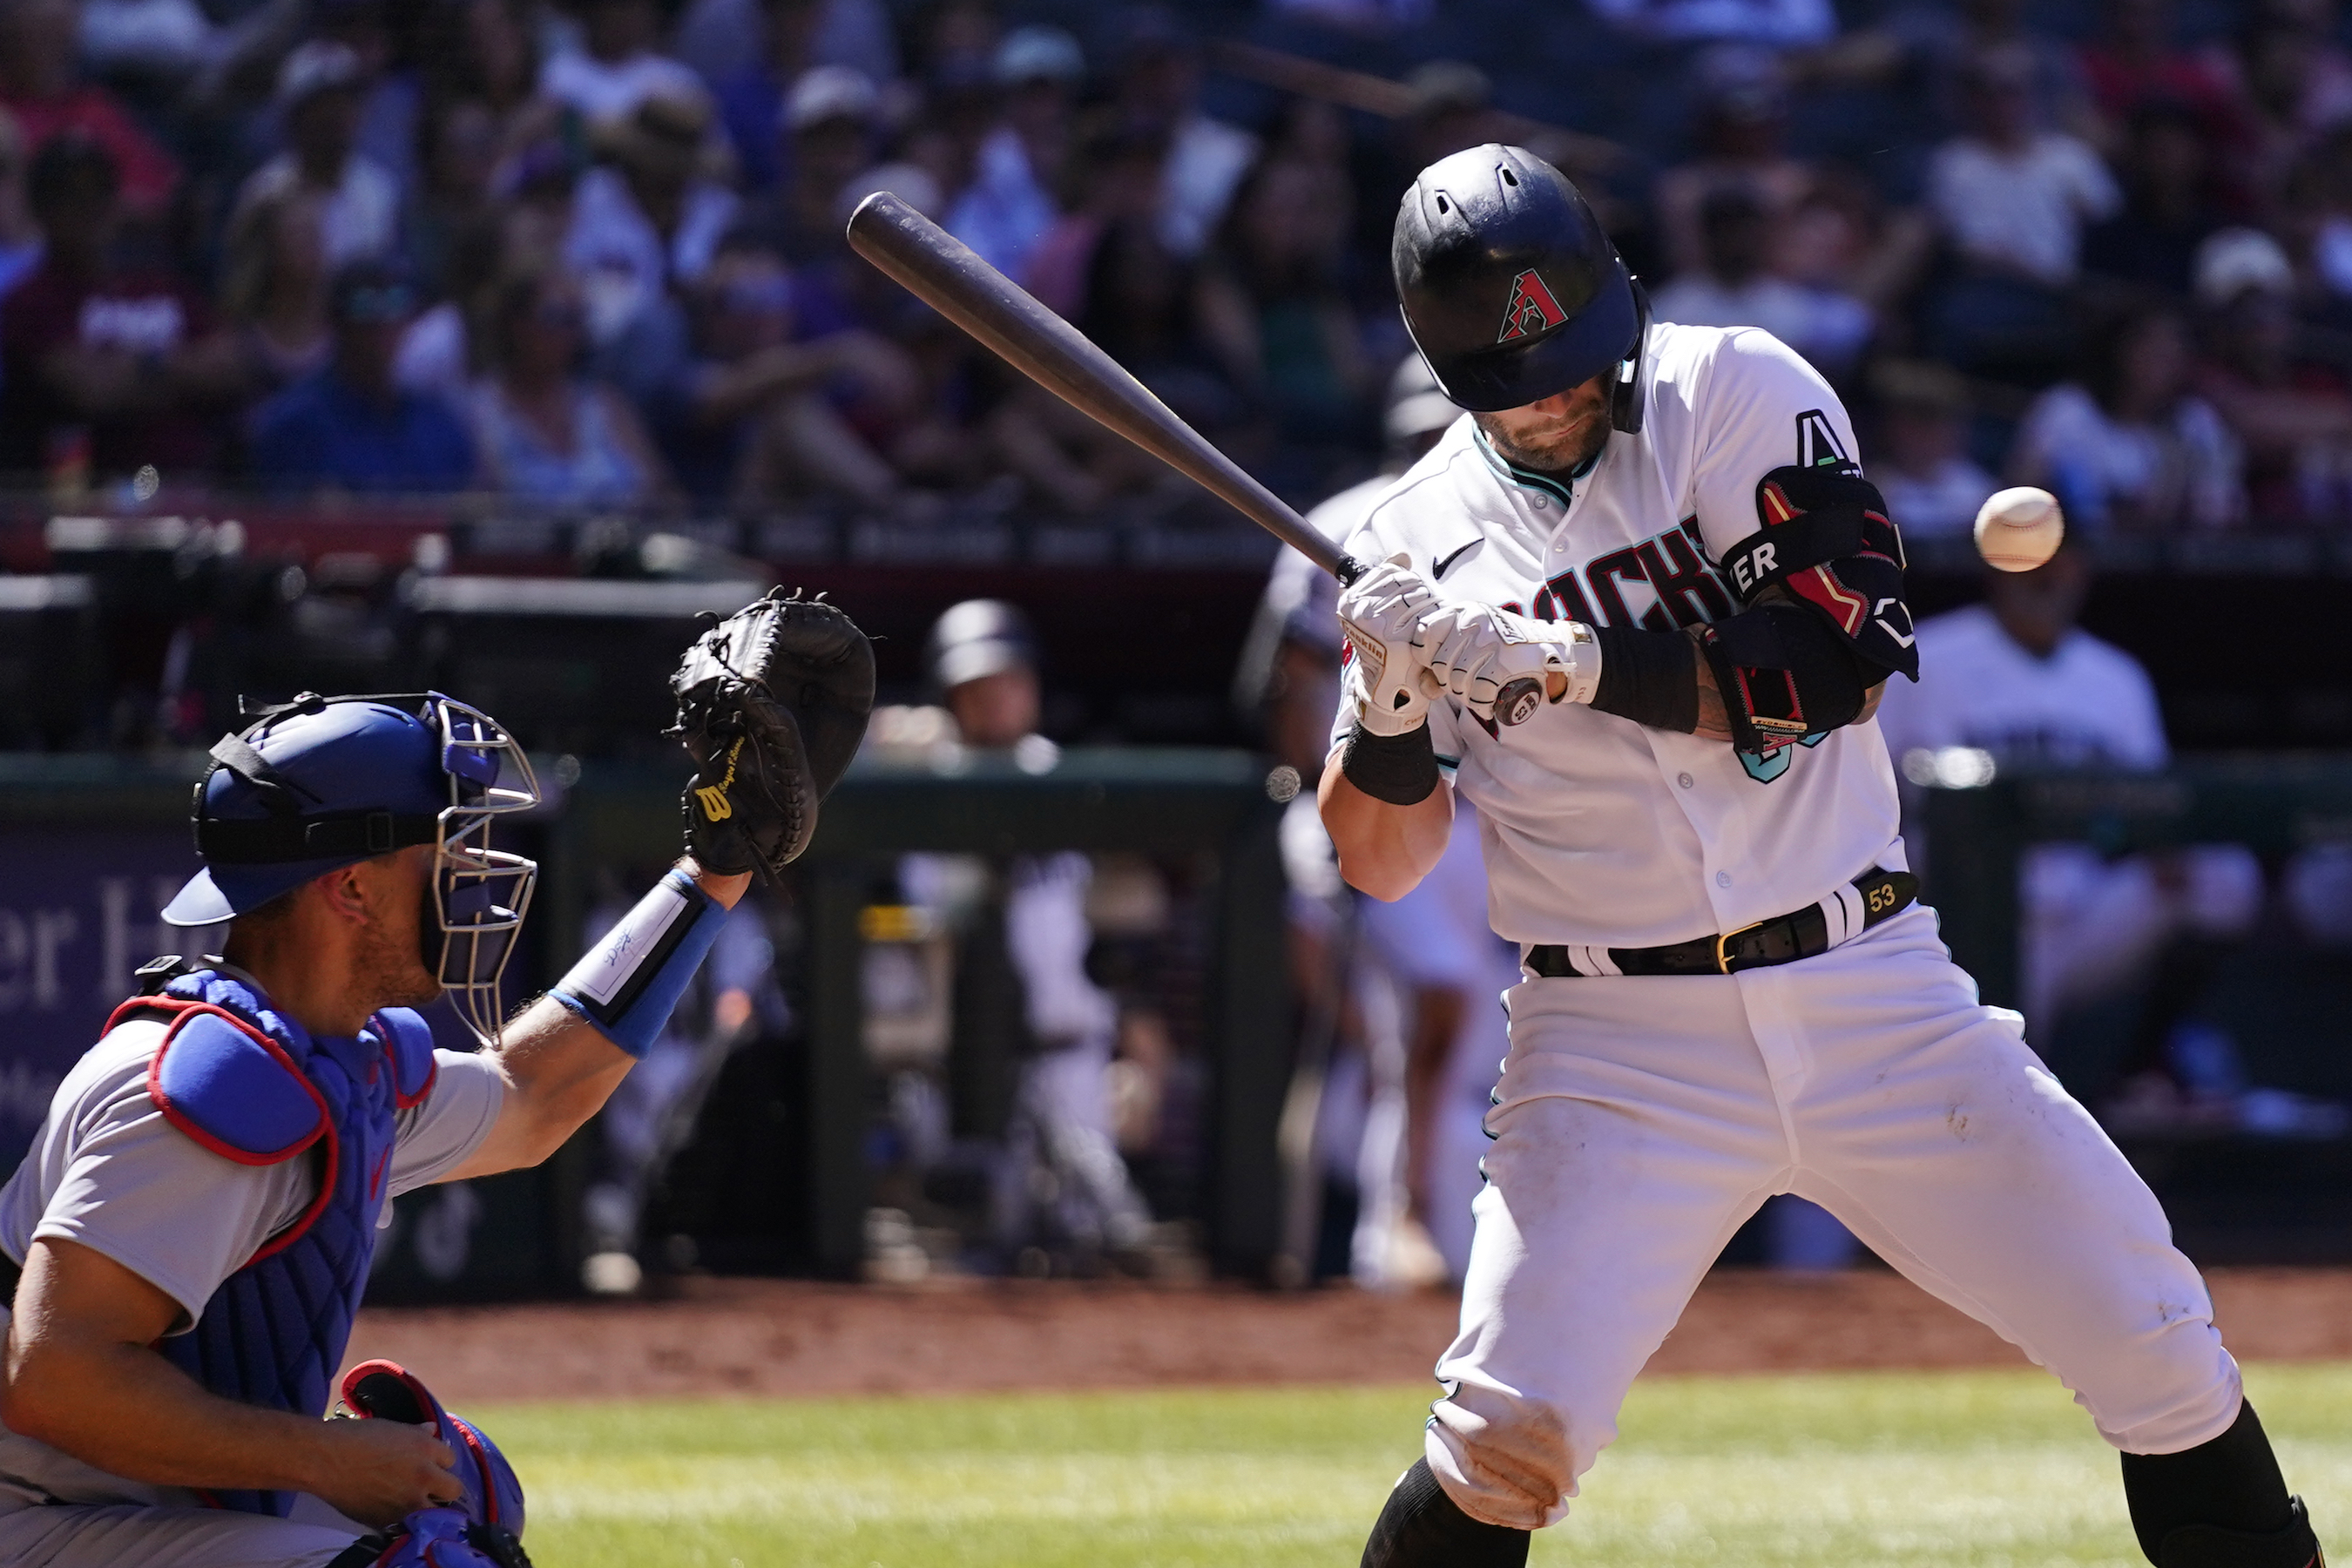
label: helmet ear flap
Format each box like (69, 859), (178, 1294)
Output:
(1610, 278), (1651, 436)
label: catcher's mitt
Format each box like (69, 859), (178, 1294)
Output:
(670, 587), (875, 878)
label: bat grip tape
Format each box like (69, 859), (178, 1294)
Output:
(549, 869), (729, 1058)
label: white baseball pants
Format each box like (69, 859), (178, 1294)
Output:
(1425, 904), (2243, 1531)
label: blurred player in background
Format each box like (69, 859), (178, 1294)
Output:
(901, 600), (1152, 1270)
(1244, 353), (1513, 1286)
(1878, 542), (2342, 1139)
(580, 880), (788, 1293)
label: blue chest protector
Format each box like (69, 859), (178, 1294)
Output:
(111, 965), (437, 1517)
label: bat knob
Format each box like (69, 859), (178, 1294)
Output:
(1494, 677), (1544, 727)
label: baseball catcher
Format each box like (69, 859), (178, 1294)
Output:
(0, 596), (871, 1565)
(1329, 146), (2323, 1568)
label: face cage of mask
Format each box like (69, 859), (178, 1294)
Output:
(422, 698), (540, 1046)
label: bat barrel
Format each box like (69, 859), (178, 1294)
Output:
(846, 190), (1349, 581)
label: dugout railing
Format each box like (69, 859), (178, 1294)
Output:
(1922, 757), (2352, 1008)
(1922, 758), (2352, 1263)
(11, 504), (2352, 755)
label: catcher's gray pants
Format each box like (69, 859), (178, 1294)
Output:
(0, 1490), (363, 1565)
(1426, 905), (2242, 1531)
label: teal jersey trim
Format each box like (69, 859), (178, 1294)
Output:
(1474, 428), (1598, 510)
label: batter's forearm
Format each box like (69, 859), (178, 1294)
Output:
(1687, 632), (1734, 742)
(1319, 762), (1453, 901)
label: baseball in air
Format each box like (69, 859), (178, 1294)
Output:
(1973, 486), (2065, 571)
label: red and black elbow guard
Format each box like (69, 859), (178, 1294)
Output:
(1705, 463), (1917, 755)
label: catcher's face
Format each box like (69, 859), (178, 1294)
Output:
(354, 847), (444, 1010)
(1474, 369), (1613, 476)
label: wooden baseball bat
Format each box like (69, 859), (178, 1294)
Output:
(846, 190), (1362, 584)
(844, 189), (1549, 724)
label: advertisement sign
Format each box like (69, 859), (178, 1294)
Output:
(0, 828), (224, 1170)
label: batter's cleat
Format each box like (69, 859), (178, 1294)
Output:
(2158, 1496), (2324, 1568)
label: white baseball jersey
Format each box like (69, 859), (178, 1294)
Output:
(1329, 322), (1905, 948)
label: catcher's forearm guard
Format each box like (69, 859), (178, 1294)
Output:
(1705, 463), (1916, 754)
(549, 870), (727, 1058)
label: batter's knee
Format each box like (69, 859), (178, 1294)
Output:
(2088, 1332), (2243, 1458)
(1423, 1384), (1590, 1531)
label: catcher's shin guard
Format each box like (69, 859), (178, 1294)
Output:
(1361, 1457), (1531, 1568)
(2124, 1401), (2323, 1567)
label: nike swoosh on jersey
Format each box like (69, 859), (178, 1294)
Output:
(1433, 540), (1480, 578)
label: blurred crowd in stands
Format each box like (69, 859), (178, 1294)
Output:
(0, 0), (2350, 529)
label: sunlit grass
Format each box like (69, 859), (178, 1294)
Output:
(472, 1362), (2352, 1566)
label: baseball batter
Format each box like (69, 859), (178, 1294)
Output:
(1328, 145), (2323, 1568)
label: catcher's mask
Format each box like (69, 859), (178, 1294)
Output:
(163, 692), (541, 1045)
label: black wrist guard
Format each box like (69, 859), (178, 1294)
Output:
(1590, 624), (1700, 733)
(1341, 721), (1440, 806)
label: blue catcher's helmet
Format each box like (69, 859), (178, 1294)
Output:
(164, 693), (540, 1044)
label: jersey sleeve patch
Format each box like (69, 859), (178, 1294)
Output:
(147, 1009), (328, 1166)
(372, 1008), (441, 1109)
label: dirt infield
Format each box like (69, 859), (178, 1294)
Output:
(341, 1267), (2352, 1403)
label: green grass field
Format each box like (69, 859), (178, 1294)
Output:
(481, 1362), (2352, 1567)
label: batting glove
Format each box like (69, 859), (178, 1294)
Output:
(1337, 553), (1440, 736)
(1421, 604), (1603, 725)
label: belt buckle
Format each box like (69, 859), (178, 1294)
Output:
(1713, 919), (1765, 974)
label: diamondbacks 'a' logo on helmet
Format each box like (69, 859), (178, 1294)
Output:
(1496, 268), (1568, 343)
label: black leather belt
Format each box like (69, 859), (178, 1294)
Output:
(1525, 867), (1918, 978)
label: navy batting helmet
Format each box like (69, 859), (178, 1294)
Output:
(925, 599), (1037, 692)
(1392, 144), (1648, 427)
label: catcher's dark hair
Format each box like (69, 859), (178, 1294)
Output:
(229, 887), (302, 933)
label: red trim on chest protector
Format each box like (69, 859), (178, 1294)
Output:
(371, 1010), (438, 1109)
(138, 997), (341, 1267)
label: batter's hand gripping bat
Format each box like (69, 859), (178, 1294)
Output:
(844, 190), (1547, 727)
